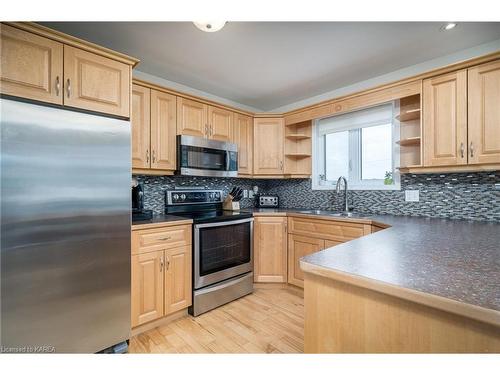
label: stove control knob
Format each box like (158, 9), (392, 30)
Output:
(173, 194), (179, 201)
(209, 193), (214, 200)
(181, 194), (186, 200)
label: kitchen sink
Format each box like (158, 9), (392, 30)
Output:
(297, 210), (366, 218)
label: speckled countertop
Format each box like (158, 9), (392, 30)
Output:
(247, 209), (500, 325)
(131, 214), (192, 230)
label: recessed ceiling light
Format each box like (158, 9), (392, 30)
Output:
(193, 21), (227, 33)
(441, 23), (457, 31)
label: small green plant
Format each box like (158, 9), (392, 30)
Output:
(384, 171), (393, 185)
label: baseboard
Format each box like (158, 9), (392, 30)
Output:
(131, 309), (188, 337)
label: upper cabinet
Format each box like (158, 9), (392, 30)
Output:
(0, 23), (137, 118)
(208, 106), (233, 141)
(131, 83), (177, 174)
(177, 97), (208, 137)
(253, 117), (285, 175)
(177, 97), (233, 142)
(422, 70), (468, 167)
(233, 113), (253, 175)
(0, 24), (63, 105)
(467, 60), (500, 165)
(150, 90), (177, 170)
(131, 84), (151, 169)
(422, 62), (500, 170)
(63, 46), (131, 117)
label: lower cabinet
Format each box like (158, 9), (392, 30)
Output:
(253, 216), (288, 283)
(131, 224), (192, 328)
(287, 234), (326, 288)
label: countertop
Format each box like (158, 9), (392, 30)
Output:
(131, 214), (193, 230)
(247, 208), (500, 326)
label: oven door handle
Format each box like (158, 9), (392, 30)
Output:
(194, 217), (254, 229)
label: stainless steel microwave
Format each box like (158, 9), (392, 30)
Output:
(177, 135), (238, 177)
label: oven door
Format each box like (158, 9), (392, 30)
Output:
(194, 218), (253, 289)
(178, 135), (238, 177)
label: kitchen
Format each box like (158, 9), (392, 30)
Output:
(1, 4), (500, 371)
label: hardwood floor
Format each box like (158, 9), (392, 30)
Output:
(129, 285), (304, 353)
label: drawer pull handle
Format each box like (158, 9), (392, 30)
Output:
(159, 236), (171, 241)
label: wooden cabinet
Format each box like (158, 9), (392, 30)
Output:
(253, 118), (285, 175)
(151, 90), (177, 170)
(233, 113), (253, 175)
(164, 246), (192, 314)
(131, 251), (164, 327)
(1, 24), (135, 117)
(423, 70), (468, 166)
(208, 106), (233, 141)
(324, 239), (344, 248)
(253, 216), (288, 283)
(131, 84), (177, 173)
(0, 24), (63, 104)
(177, 97), (208, 137)
(131, 224), (192, 328)
(63, 45), (131, 117)
(177, 97), (234, 141)
(467, 60), (500, 164)
(288, 234), (325, 288)
(131, 84), (151, 169)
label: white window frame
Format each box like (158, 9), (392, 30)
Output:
(312, 103), (401, 191)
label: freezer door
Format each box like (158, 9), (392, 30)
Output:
(0, 99), (131, 353)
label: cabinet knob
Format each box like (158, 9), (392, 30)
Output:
(146, 150), (150, 163)
(280, 160), (283, 170)
(152, 150), (156, 163)
(460, 142), (465, 158)
(166, 256), (170, 271)
(160, 257), (164, 272)
(470, 142), (474, 158)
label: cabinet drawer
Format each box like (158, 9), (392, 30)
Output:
(132, 225), (192, 254)
(288, 216), (364, 241)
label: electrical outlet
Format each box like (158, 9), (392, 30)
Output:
(248, 190), (254, 198)
(405, 190), (419, 202)
(243, 190), (249, 198)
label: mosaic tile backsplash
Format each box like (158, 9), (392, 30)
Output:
(135, 172), (500, 222)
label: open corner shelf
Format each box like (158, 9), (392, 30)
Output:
(396, 108), (421, 122)
(285, 153), (311, 158)
(397, 137), (421, 146)
(285, 134), (311, 140)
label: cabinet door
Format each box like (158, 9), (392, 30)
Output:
(208, 106), (232, 141)
(233, 113), (253, 175)
(151, 90), (177, 170)
(176, 97), (207, 137)
(164, 246), (192, 314)
(63, 45), (131, 117)
(131, 84), (151, 169)
(468, 60), (500, 164)
(324, 239), (343, 248)
(253, 118), (284, 174)
(0, 24), (63, 104)
(423, 70), (467, 166)
(288, 234), (325, 288)
(131, 251), (164, 327)
(254, 216), (288, 283)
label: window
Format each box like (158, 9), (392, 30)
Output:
(313, 103), (400, 190)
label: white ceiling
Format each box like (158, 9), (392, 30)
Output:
(42, 22), (500, 111)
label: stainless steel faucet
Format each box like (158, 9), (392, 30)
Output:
(336, 176), (349, 213)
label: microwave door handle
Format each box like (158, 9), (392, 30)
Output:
(225, 151), (230, 171)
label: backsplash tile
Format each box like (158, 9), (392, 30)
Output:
(265, 172), (500, 222)
(134, 172), (499, 222)
(134, 175), (266, 214)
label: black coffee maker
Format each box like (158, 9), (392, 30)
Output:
(132, 181), (153, 221)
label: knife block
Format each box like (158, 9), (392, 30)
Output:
(223, 196), (240, 211)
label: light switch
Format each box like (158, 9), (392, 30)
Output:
(405, 190), (419, 202)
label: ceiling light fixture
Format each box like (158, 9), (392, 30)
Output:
(193, 21), (227, 33)
(441, 22), (457, 31)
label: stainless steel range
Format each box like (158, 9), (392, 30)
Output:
(165, 189), (254, 316)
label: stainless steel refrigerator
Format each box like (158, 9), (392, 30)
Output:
(0, 98), (131, 353)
